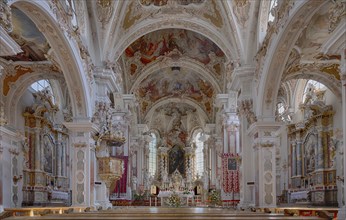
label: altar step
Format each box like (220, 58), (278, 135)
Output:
(3, 207), (328, 220)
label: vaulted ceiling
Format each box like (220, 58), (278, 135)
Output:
(2, 0), (343, 134)
(100, 0), (250, 125)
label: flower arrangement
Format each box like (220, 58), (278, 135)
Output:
(166, 192), (181, 207)
(209, 189), (221, 206)
(183, 188), (191, 195)
(133, 193), (144, 201)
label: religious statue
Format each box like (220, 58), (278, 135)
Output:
(132, 176), (138, 191)
(172, 169), (182, 191)
(186, 167), (192, 183)
(143, 171), (150, 190)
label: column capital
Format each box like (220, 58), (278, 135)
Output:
(64, 121), (99, 133)
(215, 92), (238, 113)
(229, 65), (256, 91)
(247, 121), (284, 136)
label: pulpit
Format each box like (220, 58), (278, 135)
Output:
(98, 157), (123, 191)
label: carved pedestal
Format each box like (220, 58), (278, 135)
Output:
(97, 157), (123, 209)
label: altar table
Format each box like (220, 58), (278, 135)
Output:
(157, 191), (195, 206)
(290, 191), (309, 201)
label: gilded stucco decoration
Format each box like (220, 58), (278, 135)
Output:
(96, 0), (114, 28)
(0, 0), (12, 32)
(237, 99), (257, 126)
(0, 104), (7, 125)
(284, 62), (341, 81)
(2, 65), (33, 96)
(328, 0), (346, 33)
(122, 1), (142, 30)
(202, 0), (223, 28)
(233, 0), (250, 28)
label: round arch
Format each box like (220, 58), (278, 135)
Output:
(256, 0), (327, 120)
(284, 71), (342, 100)
(9, 0), (92, 119)
(5, 70), (64, 126)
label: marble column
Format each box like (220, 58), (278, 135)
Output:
(316, 127), (324, 169)
(228, 66), (255, 208)
(296, 140), (302, 176)
(338, 52), (346, 220)
(291, 142), (297, 177)
(0, 126), (25, 208)
(34, 126), (41, 171)
(159, 146), (169, 188)
(56, 131), (62, 177)
(248, 122), (282, 208)
(0, 146), (3, 212)
(61, 138), (66, 176)
(64, 121), (98, 208)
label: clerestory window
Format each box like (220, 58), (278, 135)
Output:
(148, 132), (157, 177)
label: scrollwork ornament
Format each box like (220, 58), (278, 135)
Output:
(0, 0), (12, 32)
(233, 0), (250, 27)
(328, 0), (346, 33)
(96, 0), (113, 28)
(0, 104), (8, 126)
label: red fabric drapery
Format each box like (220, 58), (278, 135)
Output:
(113, 156), (128, 193)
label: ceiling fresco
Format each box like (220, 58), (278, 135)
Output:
(139, 0), (205, 6)
(135, 67), (214, 118)
(125, 28), (224, 66)
(295, 6), (337, 61)
(1, 7), (50, 62)
(122, 28), (226, 93)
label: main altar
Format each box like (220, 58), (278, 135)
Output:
(157, 169), (195, 206)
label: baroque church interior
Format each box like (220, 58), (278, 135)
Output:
(0, 0), (345, 219)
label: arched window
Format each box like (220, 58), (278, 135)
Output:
(302, 80), (326, 104)
(148, 132), (157, 177)
(277, 102), (285, 115)
(30, 79), (55, 104)
(268, 0), (278, 22)
(195, 132), (204, 177)
(276, 101), (288, 122)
